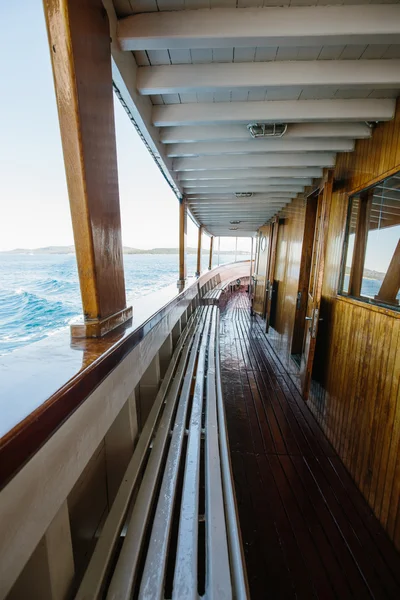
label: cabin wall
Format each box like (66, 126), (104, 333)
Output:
(260, 99), (400, 549)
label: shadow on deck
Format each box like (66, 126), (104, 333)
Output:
(220, 291), (400, 599)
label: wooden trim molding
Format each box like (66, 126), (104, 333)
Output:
(337, 294), (400, 319)
(348, 189), (373, 297)
(346, 162), (400, 198)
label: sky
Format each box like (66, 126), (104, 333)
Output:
(0, 0), (249, 253)
(0, 1), (397, 269)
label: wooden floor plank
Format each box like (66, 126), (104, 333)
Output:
(219, 291), (400, 599)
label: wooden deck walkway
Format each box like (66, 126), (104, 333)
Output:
(220, 291), (400, 599)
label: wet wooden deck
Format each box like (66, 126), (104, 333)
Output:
(220, 291), (400, 599)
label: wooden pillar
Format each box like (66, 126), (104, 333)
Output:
(348, 189), (373, 297)
(195, 225), (203, 277)
(177, 198), (187, 292)
(208, 236), (214, 270)
(375, 239), (400, 305)
(43, 0), (132, 338)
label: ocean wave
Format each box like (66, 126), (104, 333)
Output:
(0, 288), (79, 354)
(0, 252), (246, 356)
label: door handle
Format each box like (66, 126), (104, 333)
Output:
(305, 316), (312, 321)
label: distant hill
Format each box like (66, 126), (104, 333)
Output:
(1, 245), (249, 256)
(344, 266), (385, 281)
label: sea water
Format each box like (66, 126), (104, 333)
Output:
(0, 253), (246, 355)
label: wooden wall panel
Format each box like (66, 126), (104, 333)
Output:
(256, 98), (400, 549)
(267, 199), (306, 387)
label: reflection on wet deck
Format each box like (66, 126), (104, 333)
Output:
(220, 291), (400, 599)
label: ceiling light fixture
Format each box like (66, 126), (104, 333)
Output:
(247, 123), (288, 139)
(230, 220), (241, 224)
(235, 192), (253, 198)
(229, 227), (238, 231)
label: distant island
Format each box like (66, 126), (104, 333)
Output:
(344, 266), (385, 281)
(1, 245), (249, 256)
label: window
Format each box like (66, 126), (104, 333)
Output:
(340, 172), (400, 309)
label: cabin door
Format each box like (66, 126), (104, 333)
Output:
(291, 195), (319, 360)
(299, 173), (333, 399)
(253, 225), (272, 315)
(265, 217), (279, 332)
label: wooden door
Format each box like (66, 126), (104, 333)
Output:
(265, 218), (279, 332)
(299, 172), (333, 399)
(291, 195), (318, 356)
(253, 225), (271, 315)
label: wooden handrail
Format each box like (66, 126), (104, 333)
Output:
(0, 261), (250, 490)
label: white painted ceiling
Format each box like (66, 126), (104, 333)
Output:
(109, 0), (400, 236)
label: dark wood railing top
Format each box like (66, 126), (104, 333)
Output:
(0, 262), (250, 489)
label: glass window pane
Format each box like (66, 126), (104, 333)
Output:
(361, 175), (400, 301)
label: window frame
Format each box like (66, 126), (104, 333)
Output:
(338, 173), (400, 312)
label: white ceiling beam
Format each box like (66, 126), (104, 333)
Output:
(185, 187), (303, 194)
(179, 168), (320, 179)
(138, 60), (400, 96)
(192, 212), (284, 217)
(159, 122), (372, 143)
(183, 181), (303, 191)
(188, 198), (297, 204)
(153, 99), (395, 127)
(186, 194), (305, 201)
(118, 6), (400, 50)
(191, 211), (287, 215)
(194, 213), (279, 217)
(195, 213), (278, 217)
(165, 139), (354, 158)
(173, 153), (335, 171)
(184, 184), (302, 192)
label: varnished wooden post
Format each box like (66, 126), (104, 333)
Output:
(43, 0), (132, 337)
(208, 236), (214, 270)
(195, 225), (203, 277)
(348, 189), (373, 297)
(177, 198), (187, 292)
(375, 239), (400, 305)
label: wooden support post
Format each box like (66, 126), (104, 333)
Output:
(43, 0), (132, 338)
(178, 198), (187, 292)
(209, 236), (214, 270)
(196, 225), (203, 276)
(348, 189), (373, 297)
(375, 239), (400, 305)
